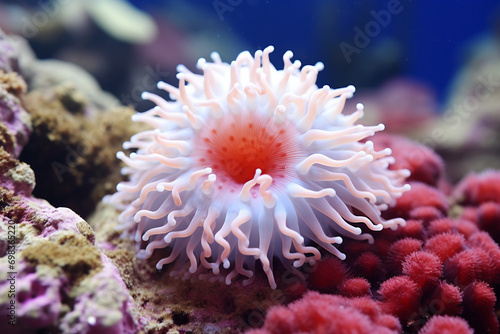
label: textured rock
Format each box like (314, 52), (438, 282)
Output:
(0, 145), (142, 333)
(0, 31), (31, 158)
(20, 87), (144, 217)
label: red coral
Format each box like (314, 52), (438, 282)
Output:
(280, 278), (308, 300)
(246, 291), (401, 334)
(462, 281), (499, 334)
(477, 201), (500, 242)
(454, 170), (500, 205)
(339, 277), (371, 297)
(375, 315), (402, 333)
(386, 238), (422, 275)
(377, 276), (421, 322)
(427, 281), (463, 316)
(370, 133), (444, 186)
(463, 281), (496, 312)
(408, 206), (444, 224)
(443, 248), (493, 286)
(458, 206), (478, 223)
(455, 219), (479, 239)
(374, 238), (394, 258)
(460, 206), (477, 223)
(467, 230), (500, 253)
(352, 252), (386, 284)
(427, 218), (456, 237)
(402, 251), (442, 291)
(467, 231), (500, 284)
(342, 239), (378, 256)
(418, 315), (473, 334)
(424, 233), (465, 262)
(427, 218), (479, 239)
(252, 168), (500, 334)
(397, 219), (426, 240)
(307, 256), (349, 293)
(384, 182), (448, 220)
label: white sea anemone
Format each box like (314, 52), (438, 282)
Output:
(107, 46), (410, 289)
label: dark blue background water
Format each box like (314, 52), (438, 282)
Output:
(130, 0), (500, 103)
(10, 0), (499, 106)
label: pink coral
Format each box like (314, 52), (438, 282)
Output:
(338, 277), (372, 297)
(427, 218), (456, 236)
(246, 291), (401, 334)
(408, 206), (444, 224)
(352, 252), (386, 284)
(443, 248), (493, 286)
(402, 251), (442, 291)
(455, 220), (479, 239)
(454, 170), (500, 205)
(371, 133), (444, 187)
(308, 256), (349, 293)
(397, 219), (425, 241)
(424, 233), (465, 262)
(386, 238), (423, 275)
(462, 281), (499, 333)
(384, 182), (448, 220)
(0, 34), (31, 158)
(377, 276), (421, 321)
(477, 201), (500, 242)
(427, 281), (463, 316)
(426, 218), (477, 237)
(468, 233), (500, 267)
(250, 166), (500, 334)
(418, 315), (473, 334)
(0, 136), (141, 333)
(0, 264), (62, 331)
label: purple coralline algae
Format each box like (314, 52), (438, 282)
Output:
(0, 30), (143, 332)
(0, 31), (31, 158)
(0, 145), (143, 333)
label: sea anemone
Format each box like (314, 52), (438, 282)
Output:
(106, 46), (410, 288)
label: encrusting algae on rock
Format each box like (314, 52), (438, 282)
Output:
(20, 84), (147, 218)
(0, 138), (142, 333)
(0, 29), (143, 334)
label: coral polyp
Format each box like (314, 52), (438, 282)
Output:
(107, 46), (410, 288)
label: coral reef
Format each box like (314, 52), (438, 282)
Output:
(3, 28), (149, 218)
(418, 315), (473, 334)
(20, 87), (146, 217)
(370, 133), (445, 187)
(0, 146), (141, 333)
(0, 31), (31, 159)
(246, 291), (401, 334)
(247, 137), (500, 334)
(0, 29), (142, 333)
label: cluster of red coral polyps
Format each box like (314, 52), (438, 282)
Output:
(247, 134), (499, 334)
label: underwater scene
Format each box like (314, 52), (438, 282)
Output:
(1, 0), (500, 333)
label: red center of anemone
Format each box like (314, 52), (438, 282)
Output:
(194, 113), (302, 185)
